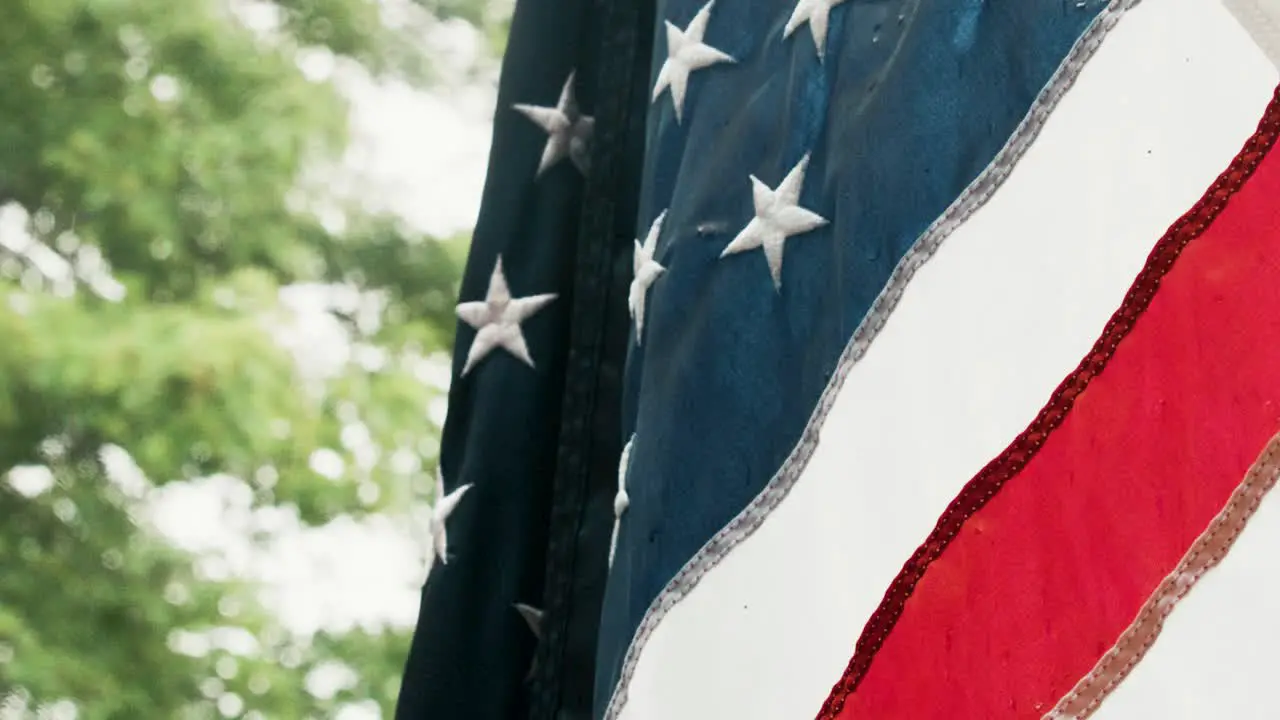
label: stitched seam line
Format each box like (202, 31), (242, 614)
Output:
(531, 0), (645, 716)
(1044, 435), (1280, 720)
(817, 83), (1280, 718)
(600, 2), (1138, 717)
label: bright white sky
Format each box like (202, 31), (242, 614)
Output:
(339, 20), (496, 238)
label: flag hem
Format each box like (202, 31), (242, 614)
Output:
(1044, 434), (1280, 720)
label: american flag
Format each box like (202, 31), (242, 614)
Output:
(396, 0), (1280, 718)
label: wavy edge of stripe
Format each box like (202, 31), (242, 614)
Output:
(817, 83), (1280, 719)
(1043, 435), (1280, 720)
(600, 2), (1142, 716)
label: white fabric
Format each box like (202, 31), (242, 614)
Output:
(652, 0), (734, 122)
(616, 2), (1280, 717)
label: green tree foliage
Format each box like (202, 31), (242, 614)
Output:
(0, 0), (487, 716)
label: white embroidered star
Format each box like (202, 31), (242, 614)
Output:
(784, 0), (850, 59)
(514, 72), (595, 176)
(514, 603), (544, 640)
(456, 256), (557, 376)
(652, 0), (734, 123)
(429, 467), (472, 566)
(608, 435), (634, 569)
(514, 603), (544, 680)
(629, 211), (667, 344)
(720, 153), (828, 289)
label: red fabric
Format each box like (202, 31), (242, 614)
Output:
(823, 86), (1280, 719)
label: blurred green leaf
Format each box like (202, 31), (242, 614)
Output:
(0, 0), (503, 715)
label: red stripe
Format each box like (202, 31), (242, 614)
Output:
(818, 84), (1280, 719)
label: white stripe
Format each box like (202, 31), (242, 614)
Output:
(616, 2), (1279, 718)
(1091, 480), (1280, 719)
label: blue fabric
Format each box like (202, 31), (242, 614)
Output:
(596, 0), (1107, 713)
(394, 0), (619, 715)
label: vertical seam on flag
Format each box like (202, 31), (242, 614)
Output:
(1043, 435), (1280, 720)
(599, 1), (1141, 716)
(530, 0), (647, 716)
(818, 85), (1280, 718)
